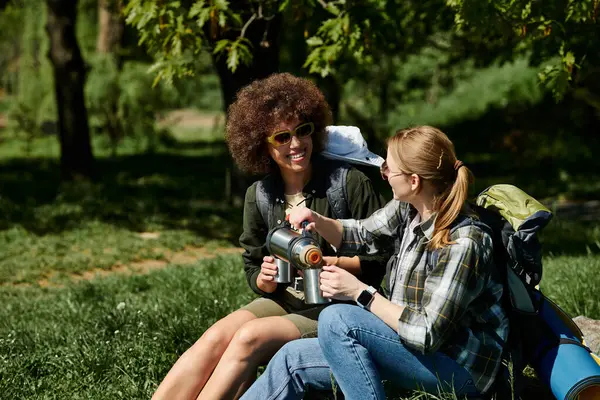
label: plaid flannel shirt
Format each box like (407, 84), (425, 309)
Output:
(339, 200), (509, 394)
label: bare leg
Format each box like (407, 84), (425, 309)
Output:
(152, 309), (257, 400)
(197, 316), (301, 400)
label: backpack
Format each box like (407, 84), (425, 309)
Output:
(473, 184), (559, 398)
(255, 162), (351, 229)
(425, 184), (553, 397)
(464, 185), (600, 399)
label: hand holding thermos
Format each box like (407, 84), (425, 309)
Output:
(265, 217), (328, 304)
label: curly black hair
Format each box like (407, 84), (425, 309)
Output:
(226, 73), (333, 175)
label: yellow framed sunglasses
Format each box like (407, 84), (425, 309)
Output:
(266, 122), (315, 146)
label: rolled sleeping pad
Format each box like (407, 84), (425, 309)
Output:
(531, 291), (600, 400)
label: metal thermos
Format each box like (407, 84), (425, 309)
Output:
(266, 223), (329, 304)
(273, 258), (292, 283)
(303, 268), (329, 304)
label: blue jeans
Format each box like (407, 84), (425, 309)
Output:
(241, 304), (480, 400)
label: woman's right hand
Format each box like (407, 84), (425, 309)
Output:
(256, 256), (278, 293)
(288, 207), (319, 232)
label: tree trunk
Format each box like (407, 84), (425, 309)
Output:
(96, 0), (124, 56)
(318, 75), (341, 123)
(212, 11), (283, 205)
(96, 0), (125, 155)
(46, 0), (95, 180)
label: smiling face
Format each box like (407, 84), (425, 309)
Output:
(267, 119), (313, 175)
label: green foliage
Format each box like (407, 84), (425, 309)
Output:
(446, 0), (600, 100)
(4, 0), (98, 142)
(122, 0), (598, 113)
(77, 0), (101, 58)
(174, 73), (223, 112)
(389, 55), (542, 128)
(122, 0), (451, 84)
(340, 39), (544, 141)
(118, 62), (182, 150)
(85, 54), (121, 133)
(122, 0), (248, 85)
(0, 2), (25, 93)
(8, 1), (56, 139)
(304, 0), (451, 77)
(86, 55), (183, 153)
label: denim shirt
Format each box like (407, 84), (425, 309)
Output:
(339, 200), (509, 394)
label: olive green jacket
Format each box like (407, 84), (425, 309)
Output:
(240, 157), (390, 301)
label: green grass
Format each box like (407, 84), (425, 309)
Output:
(0, 129), (598, 399)
(541, 255), (600, 319)
(537, 219), (600, 318)
(1, 251), (597, 399)
(0, 255), (256, 399)
(0, 129), (243, 285)
(0, 223), (222, 285)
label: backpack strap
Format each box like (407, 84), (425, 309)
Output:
(426, 216), (481, 270)
(326, 162), (350, 219)
(383, 202), (411, 297)
(255, 179), (274, 229)
(256, 162), (351, 228)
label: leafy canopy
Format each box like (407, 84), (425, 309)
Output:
(446, 0), (600, 99)
(123, 0), (443, 84)
(125, 0), (599, 102)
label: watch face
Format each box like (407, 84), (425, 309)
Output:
(357, 289), (373, 307)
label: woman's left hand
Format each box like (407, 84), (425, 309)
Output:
(320, 265), (367, 302)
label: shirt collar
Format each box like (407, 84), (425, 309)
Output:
(420, 213), (437, 239)
(409, 203), (475, 240)
(407, 206), (436, 240)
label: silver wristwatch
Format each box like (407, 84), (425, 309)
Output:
(356, 286), (377, 310)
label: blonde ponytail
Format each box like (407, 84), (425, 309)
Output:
(429, 163), (473, 250)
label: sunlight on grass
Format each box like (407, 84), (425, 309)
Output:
(0, 127), (598, 400)
(0, 255), (480, 400)
(0, 222), (233, 285)
(0, 255), (255, 399)
(541, 255), (600, 319)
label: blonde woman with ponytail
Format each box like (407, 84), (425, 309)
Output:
(241, 126), (509, 400)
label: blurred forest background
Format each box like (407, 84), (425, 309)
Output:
(0, 1), (599, 399)
(1, 0), (599, 200)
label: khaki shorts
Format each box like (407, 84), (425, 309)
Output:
(239, 287), (329, 338)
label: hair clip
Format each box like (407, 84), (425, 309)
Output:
(437, 150), (444, 170)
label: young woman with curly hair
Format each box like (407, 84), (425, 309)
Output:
(241, 126), (509, 400)
(152, 73), (389, 400)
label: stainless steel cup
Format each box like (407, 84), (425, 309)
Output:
(273, 258), (293, 283)
(303, 268), (330, 304)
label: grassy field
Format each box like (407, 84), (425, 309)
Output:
(0, 117), (599, 399)
(1, 251), (599, 399)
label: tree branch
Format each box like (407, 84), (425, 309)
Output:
(257, 3), (276, 21)
(240, 13), (257, 38)
(316, 0), (329, 10)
